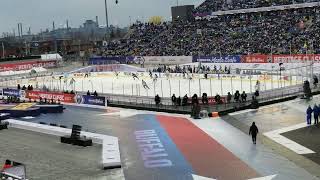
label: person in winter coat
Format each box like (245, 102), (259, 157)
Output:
(192, 94), (199, 104)
(202, 93), (208, 104)
(171, 94), (177, 106)
(306, 105), (313, 125)
(314, 104), (319, 125)
(249, 122), (259, 144)
(155, 94), (161, 105)
(182, 94), (188, 106)
(176, 96), (181, 106)
(241, 91), (247, 102)
(234, 90), (240, 102)
(227, 92), (232, 103)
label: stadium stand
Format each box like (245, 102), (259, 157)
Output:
(104, 4), (320, 56)
(194, 0), (319, 14)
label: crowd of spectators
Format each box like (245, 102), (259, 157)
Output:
(150, 64), (231, 74)
(104, 22), (169, 56)
(105, 6), (320, 56)
(194, 0), (319, 14)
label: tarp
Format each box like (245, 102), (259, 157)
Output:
(41, 53), (62, 61)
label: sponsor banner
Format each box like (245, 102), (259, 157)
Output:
(193, 56), (241, 63)
(88, 56), (134, 65)
(73, 73), (86, 78)
(2, 88), (21, 97)
(241, 55), (269, 63)
(272, 54), (320, 63)
(0, 60), (57, 72)
(140, 56), (193, 65)
(242, 54), (320, 63)
(25, 91), (75, 103)
(188, 97), (226, 105)
(75, 95), (106, 106)
(12, 103), (35, 110)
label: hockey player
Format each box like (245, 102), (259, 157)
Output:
(132, 73), (139, 80)
(142, 80), (150, 89)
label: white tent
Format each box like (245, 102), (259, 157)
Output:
(41, 53), (62, 61)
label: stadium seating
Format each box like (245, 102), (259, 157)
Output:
(105, 5), (320, 56)
(194, 0), (319, 14)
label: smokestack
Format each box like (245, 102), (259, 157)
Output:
(96, 16), (99, 27)
(53, 21), (55, 31)
(20, 23), (23, 37)
(17, 23), (20, 37)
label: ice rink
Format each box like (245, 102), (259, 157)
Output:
(0, 71), (305, 98)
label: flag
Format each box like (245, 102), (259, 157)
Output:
(304, 42), (308, 49)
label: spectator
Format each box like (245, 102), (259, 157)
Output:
(155, 94), (161, 105)
(313, 75), (318, 88)
(17, 84), (21, 90)
(254, 90), (260, 97)
(2, 160), (12, 170)
(214, 94), (221, 104)
(227, 92), (232, 103)
(87, 90), (91, 96)
(192, 94), (199, 104)
(182, 94), (189, 106)
(177, 96), (182, 106)
(314, 104), (319, 125)
(172, 94), (177, 105)
(93, 91), (98, 96)
(202, 93), (208, 104)
(241, 91), (247, 102)
(306, 105), (313, 125)
(234, 90), (240, 102)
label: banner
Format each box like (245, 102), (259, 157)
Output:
(272, 54), (320, 63)
(140, 56), (193, 65)
(25, 91), (75, 103)
(0, 60), (57, 72)
(241, 55), (269, 63)
(88, 56), (134, 65)
(193, 56), (241, 63)
(75, 95), (106, 106)
(2, 89), (23, 97)
(187, 97), (226, 105)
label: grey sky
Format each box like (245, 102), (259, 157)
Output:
(0, 0), (203, 35)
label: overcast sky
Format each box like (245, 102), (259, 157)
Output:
(0, 0), (203, 35)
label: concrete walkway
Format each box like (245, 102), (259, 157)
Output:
(191, 117), (319, 180)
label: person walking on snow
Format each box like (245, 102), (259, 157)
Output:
(249, 122), (259, 144)
(306, 105), (313, 125)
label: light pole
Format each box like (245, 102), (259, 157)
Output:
(104, 0), (119, 37)
(104, 0), (109, 29)
(1, 42), (4, 58)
